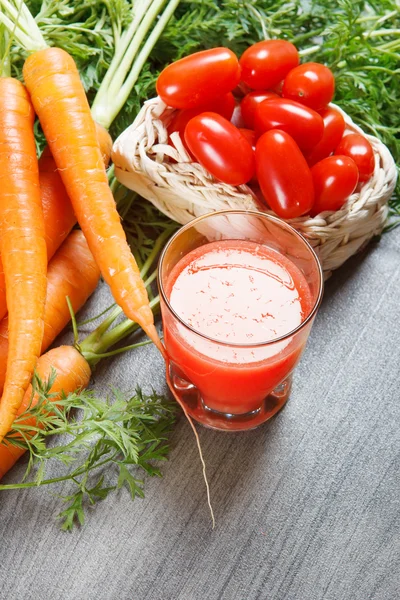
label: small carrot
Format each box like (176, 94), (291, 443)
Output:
(23, 48), (164, 356)
(0, 346), (91, 480)
(0, 78), (47, 443)
(0, 124), (112, 322)
(0, 230), (100, 394)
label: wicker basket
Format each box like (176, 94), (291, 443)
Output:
(112, 97), (397, 278)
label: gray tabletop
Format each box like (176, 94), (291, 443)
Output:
(1, 228), (399, 600)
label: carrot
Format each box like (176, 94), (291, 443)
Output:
(39, 122), (112, 174)
(0, 230), (100, 394)
(0, 346), (91, 480)
(0, 78), (47, 443)
(38, 122), (113, 261)
(0, 123), (112, 323)
(23, 48), (164, 356)
(38, 150), (77, 261)
(0, 271), (6, 325)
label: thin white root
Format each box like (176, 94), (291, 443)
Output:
(165, 361), (215, 528)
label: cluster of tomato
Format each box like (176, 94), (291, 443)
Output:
(156, 41), (375, 219)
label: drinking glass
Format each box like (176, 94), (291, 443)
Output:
(158, 210), (323, 431)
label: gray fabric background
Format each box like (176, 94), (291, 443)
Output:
(0, 230), (399, 600)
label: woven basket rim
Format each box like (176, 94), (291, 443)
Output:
(112, 96), (397, 276)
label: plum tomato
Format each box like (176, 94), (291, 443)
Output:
(157, 48), (241, 109)
(239, 40), (299, 90)
(305, 107), (345, 166)
(168, 109), (200, 157)
(238, 128), (257, 151)
(168, 94), (236, 156)
(239, 129), (258, 185)
(282, 62), (335, 110)
(169, 93), (236, 135)
(208, 93), (236, 120)
(254, 97), (324, 151)
(334, 133), (375, 182)
(255, 130), (314, 218)
(184, 112), (255, 185)
(310, 155), (359, 216)
(241, 91), (278, 129)
(231, 103), (246, 128)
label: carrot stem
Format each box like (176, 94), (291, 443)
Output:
(66, 297), (79, 347)
(92, 0), (154, 99)
(0, 453), (120, 490)
(0, 0), (46, 51)
(116, 0), (181, 121)
(90, 0), (180, 128)
(140, 226), (176, 279)
(77, 303), (116, 327)
(80, 296), (160, 367)
(80, 307), (123, 351)
(82, 339), (152, 362)
(78, 270), (159, 358)
(0, 25), (11, 77)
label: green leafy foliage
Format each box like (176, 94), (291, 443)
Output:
(0, 375), (176, 531)
(8, 0), (398, 217)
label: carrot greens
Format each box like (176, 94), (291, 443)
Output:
(0, 375), (175, 531)
(3, 1), (399, 214)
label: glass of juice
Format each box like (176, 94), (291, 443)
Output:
(158, 210), (323, 431)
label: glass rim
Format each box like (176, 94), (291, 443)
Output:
(157, 209), (324, 348)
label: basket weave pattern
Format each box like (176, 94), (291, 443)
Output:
(113, 97), (397, 278)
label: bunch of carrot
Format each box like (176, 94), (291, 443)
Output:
(0, 47), (163, 471)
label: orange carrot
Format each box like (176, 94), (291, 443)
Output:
(0, 270), (6, 325)
(38, 151), (77, 261)
(0, 124), (112, 323)
(23, 48), (164, 356)
(38, 122), (113, 261)
(0, 230), (100, 394)
(0, 346), (91, 480)
(0, 78), (47, 443)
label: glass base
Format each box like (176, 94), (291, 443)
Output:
(169, 363), (292, 432)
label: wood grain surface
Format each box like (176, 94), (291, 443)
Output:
(0, 231), (399, 600)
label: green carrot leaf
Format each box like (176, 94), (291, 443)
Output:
(0, 377), (176, 530)
(117, 463), (145, 499)
(58, 491), (86, 532)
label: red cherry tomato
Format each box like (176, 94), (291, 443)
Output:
(255, 130), (314, 218)
(210, 93), (236, 120)
(241, 91), (278, 129)
(239, 40), (299, 90)
(305, 107), (345, 166)
(239, 129), (258, 184)
(157, 48), (241, 109)
(310, 156), (359, 216)
(282, 62), (335, 110)
(231, 103), (246, 128)
(185, 112), (255, 185)
(334, 133), (375, 182)
(254, 98), (323, 151)
(238, 128), (256, 151)
(168, 94), (236, 156)
(169, 93), (236, 137)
